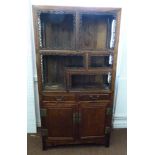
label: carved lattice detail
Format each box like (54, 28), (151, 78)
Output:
(110, 19), (116, 49)
(37, 12), (42, 48)
(72, 13), (76, 50)
(107, 72), (112, 84)
(79, 13), (83, 49)
(40, 54), (44, 85)
(109, 54), (113, 65)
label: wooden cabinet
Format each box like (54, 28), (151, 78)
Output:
(32, 5), (121, 150)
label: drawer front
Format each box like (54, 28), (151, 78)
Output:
(42, 95), (75, 101)
(78, 94), (111, 101)
(41, 101), (76, 107)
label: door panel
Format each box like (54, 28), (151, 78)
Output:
(42, 103), (77, 142)
(79, 102), (108, 140)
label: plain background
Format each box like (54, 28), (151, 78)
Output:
(0, 0), (155, 155)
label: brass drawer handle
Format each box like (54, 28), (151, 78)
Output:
(78, 112), (81, 123)
(73, 112), (78, 124)
(89, 95), (99, 100)
(55, 96), (64, 101)
(73, 112), (81, 124)
(73, 113), (76, 124)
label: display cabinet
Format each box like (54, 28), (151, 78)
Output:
(33, 6), (121, 150)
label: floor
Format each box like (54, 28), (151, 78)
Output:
(27, 129), (127, 155)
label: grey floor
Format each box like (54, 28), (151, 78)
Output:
(27, 129), (127, 155)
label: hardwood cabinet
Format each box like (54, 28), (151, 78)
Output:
(32, 5), (121, 150)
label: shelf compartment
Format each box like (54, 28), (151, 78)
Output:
(42, 54), (84, 90)
(71, 74), (111, 90)
(79, 13), (115, 50)
(40, 12), (75, 49)
(89, 54), (113, 68)
(66, 70), (112, 91)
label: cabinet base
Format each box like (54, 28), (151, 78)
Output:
(42, 136), (111, 150)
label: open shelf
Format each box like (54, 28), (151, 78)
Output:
(89, 55), (113, 68)
(40, 12), (75, 49)
(42, 54), (84, 90)
(70, 74), (111, 91)
(79, 14), (115, 50)
(65, 69), (112, 91)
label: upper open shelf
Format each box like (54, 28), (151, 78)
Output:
(40, 12), (75, 49)
(79, 14), (115, 50)
(38, 12), (116, 50)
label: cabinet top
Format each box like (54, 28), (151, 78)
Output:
(32, 5), (121, 14)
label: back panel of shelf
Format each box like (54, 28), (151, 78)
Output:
(79, 13), (116, 50)
(40, 12), (76, 49)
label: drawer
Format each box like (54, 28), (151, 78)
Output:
(42, 95), (75, 101)
(78, 94), (111, 101)
(41, 101), (76, 107)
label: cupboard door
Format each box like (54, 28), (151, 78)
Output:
(79, 102), (108, 142)
(42, 103), (77, 142)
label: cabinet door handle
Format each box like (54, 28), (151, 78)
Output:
(73, 112), (78, 124)
(73, 113), (76, 124)
(78, 112), (81, 123)
(73, 112), (81, 124)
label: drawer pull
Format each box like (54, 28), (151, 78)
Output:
(55, 96), (64, 101)
(89, 95), (99, 100)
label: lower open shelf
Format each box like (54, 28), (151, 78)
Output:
(70, 74), (110, 90)
(42, 54), (112, 92)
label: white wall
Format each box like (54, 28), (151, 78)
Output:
(29, 0), (127, 130)
(27, 0), (37, 133)
(113, 7), (127, 128)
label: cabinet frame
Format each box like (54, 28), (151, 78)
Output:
(32, 5), (121, 150)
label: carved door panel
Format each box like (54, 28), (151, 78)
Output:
(79, 101), (108, 142)
(41, 102), (77, 142)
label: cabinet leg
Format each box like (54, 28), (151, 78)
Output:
(42, 136), (47, 150)
(105, 134), (110, 147)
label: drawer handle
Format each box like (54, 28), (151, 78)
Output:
(55, 96), (64, 101)
(89, 95), (99, 100)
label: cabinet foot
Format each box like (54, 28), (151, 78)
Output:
(42, 137), (47, 151)
(105, 134), (110, 147)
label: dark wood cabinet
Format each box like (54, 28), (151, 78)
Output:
(32, 5), (121, 150)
